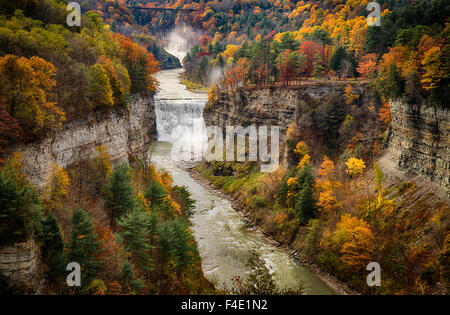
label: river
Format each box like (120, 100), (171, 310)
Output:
(151, 68), (335, 295)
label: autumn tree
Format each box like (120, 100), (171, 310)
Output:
(357, 53), (378, 78)
(0, 55), (65, 136)
(298, 41), (323, 78)
(42, 163), (70, 213)
(333, 214), (375, 270)
(87, 64), (114, 109)
(345, 157), (366, 178)
(97, 56), (127, 107)
(344, 84), (359, 105)
(316, 156), (340, 216)
(113, 33), (159, 95)
(276, 49), (304, 84)
(91, 145), (112, 193)
(0, 104), (22, 157)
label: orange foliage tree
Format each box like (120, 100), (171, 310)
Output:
(0, 54), (65, 136)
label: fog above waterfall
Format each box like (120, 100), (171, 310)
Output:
(164, 25), (199, 63)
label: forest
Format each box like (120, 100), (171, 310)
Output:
(0, 0), (210, 295)
(0, 0), (448, 297)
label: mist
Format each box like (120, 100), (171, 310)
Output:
(164, 25), (199, 64)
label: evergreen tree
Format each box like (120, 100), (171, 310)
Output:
(120, 261), (145, 294)
(157, 219), (198, 274)
(40, 214), (65, 281)
(0, 166), (41, 246)
(317, 93), (347, 151)
(68, 208), (103, 285)
(374, 62), (405, 100)
(295, 165), (317, 225)
(116, 207), (153, 272)
(171, 186), (195, 219)
(144, 179), (168, 210)
(105, 163), (135, 226)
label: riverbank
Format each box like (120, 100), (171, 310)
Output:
(184, 165), (357, 295)
(178, 73), (209, 94)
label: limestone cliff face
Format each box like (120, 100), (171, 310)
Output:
(204, 83), (370, 140)
(204, 83), (371, 167)
(387, 100), (449, 196)
(10, 96), (156, 190)
(0, 238), (41, 294)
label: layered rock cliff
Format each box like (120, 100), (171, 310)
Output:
(0, 238), (41, 294)
(387, 101), (449, 197)
(9, 95), (156, 190)
(204, 82), (372, 168)
(205, 83), (371, 140)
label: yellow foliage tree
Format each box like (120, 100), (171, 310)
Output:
(334, 214), (375, 269)
(43, 163), (71, 213)
(293, 141), (309, 156)
(92, 145), (112, 192)
(345, 157), (366, 177)
(344, 84), (360, 105)
(297, 153), (311, 169)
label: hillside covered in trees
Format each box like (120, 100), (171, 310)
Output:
(0, 0), (213, 295)
(196, 0), (449, 295)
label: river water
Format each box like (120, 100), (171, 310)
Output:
(151, 68), (334, 294)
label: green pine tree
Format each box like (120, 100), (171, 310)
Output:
(105, 163), (135, 226)
(120, 261), (145, 294)
(295, 165), (317, 225)
(0, 166), (41, 246)
(116, 207), (154, 272)
(171, 186), (195, 219)
(68, 208), (103, 285)
(40, 214), (65, 281)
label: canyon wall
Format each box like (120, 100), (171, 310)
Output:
(9, 96), (156, 190)
(0, 238), (41, 294)
(204, 84), (449, 196)
(204, 82), (371, 168)
(205, 82), (370, 139)
(387, 100), (449, 197)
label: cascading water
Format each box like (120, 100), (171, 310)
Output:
(155, 68), (208, 162)
(152, 67), (334, 294)
(155, 99), (206, 142)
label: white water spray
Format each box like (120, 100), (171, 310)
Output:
(164, 25), (199, 62)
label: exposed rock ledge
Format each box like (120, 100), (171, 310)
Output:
(8, 96), (156, 190)
(0, 238), (42, 294)
(386, 100), (449, 197)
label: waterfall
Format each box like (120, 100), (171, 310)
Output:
(155, 98), (207, 143)
(154, 69), (208, 162)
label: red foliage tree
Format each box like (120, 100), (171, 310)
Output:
(298, 41), (324, 78)
(0, 103), (23, 156)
